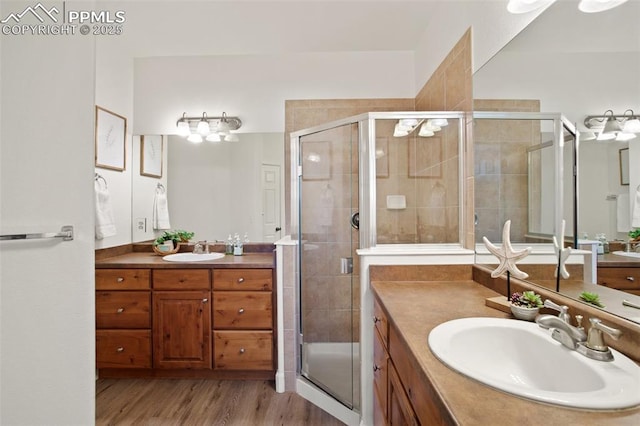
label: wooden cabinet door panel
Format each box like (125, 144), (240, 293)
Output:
(374, 327), (389, 421)
(213, 269), (272, 291)
(374, 298), (389, 349)
(153, 269), (210, 290)
(96, 291), (150, 329)
(153, 291), (211, 369)
(213, 291), (272, 329)
(388, 363), (418, 426)
(96, 269), (150, 290)
(213, 331), (273, 371)
(96, 330), (151, 368)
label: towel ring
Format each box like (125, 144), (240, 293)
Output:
(95, 173), (107, 188)
(157, 183), (166, 192)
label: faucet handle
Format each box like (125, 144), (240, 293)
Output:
(543, 299), (570, 323)
(586, 318), (622, 352)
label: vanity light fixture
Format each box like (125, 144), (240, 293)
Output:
(176, 111), (242, 143)
(507, 0), (629, 13)
(392, 118), (448, 138)
(584, 109), (639, 141)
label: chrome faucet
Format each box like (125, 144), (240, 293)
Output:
(543, 299), (570, 323)
(193, 240), (209, 254)
(576, 318), (622, 361)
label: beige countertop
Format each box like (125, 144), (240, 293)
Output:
(598, 253), (640, 267)
(95, 252), (275, 269)
(371, 280), (640, 426)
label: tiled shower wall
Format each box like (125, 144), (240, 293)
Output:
(282, 29), (473, 359)
(473, 99), (541, 243)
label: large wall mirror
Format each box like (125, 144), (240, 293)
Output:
(131, 133), (285, 244)
(473, 0), (640, 323)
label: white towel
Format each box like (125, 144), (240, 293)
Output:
(617, 193), (631, 232)
(632, 186), (640, 228)
(95, 179), (116, 239)
(153, 186), (171, 230)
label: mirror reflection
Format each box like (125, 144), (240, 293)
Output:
(131, 133), (285, 243)
(473, 0), (640, 323)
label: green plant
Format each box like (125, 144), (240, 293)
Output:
(510, 291), (543, 308)
(629, 229), (640, 240)
(153, 230), (194, 246)
(580, 291), (605, 308)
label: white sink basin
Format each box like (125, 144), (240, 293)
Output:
(613, 251), (640, 259)
(162, 253), (225, 262)
(428, 317), (640, 410)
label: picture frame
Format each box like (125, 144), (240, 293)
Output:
(376, 137), (389, 178)
(619, 147), (629, 186)
(95, 106), (127, 171)
(140, 135), (163, 178)
(301, 141), (331, 180)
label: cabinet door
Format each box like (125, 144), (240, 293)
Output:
(373, 328), (389, 423)
(388, 363), (419, 426)
(153, 291), (211, 369)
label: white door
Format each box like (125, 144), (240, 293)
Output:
(0, 13), (96, 424)
(261, 164), (281, 242)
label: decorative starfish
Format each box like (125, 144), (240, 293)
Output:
(553, 219), (572, 279)
(483, 220), (532, 280)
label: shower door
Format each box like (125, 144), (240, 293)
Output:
(298, 122), (360, 410)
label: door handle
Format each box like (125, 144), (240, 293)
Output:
(275, 227), (282, 232)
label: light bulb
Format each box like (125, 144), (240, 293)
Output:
(187, 133), (203, 143)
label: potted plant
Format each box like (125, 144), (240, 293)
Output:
(152, 230), (195, 255)
(629, 229), (640, 251)
(510, 291), (543, 321)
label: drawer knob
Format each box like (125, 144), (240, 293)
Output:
(373, 364), (381, 372)
(202, 298), (209, 303)
(116, 307), (125, 314)
(116, 347), (124, 353)
(239, 348), (245, 354)
(626, 276), (635, 282)
(116, 277), (125, 283)
(373, 316), (381, 324)
(238, 308), (245, 314)
(237, 277), (245, 283)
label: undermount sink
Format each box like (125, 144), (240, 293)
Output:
(613, 250), (640, 259)
(428, 317), (640, 410)
(162, 252), (225, 262)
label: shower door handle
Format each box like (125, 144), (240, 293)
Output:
(340, 257), (353, 274)
(350, 212), (359, 230)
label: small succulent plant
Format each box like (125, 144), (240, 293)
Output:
(629, 229), (640, 241)
(580, 291), (605, 308)
(153, 230), (194, 246)
(510, 291), (543, 309)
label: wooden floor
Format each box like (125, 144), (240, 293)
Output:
(96, 379), (346, 426)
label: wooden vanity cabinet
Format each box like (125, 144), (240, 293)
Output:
(152, 269), (211, 369)
(597, 266), (640, 295)
(95, 269), (151, 369)
(373, 296), (453, 426)
(212, 268), (274, 372)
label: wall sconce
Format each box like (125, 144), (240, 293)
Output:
(507, 0), (629, 14)
(176, 112), (242, 143)
(584, 109), (639, 141)
(392, 118), (448, 138)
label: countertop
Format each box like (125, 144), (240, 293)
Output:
(95, 252), (275, 269)
(371, 280), (640, 426)
(598, 253), (640, 267)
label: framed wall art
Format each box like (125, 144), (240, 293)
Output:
(141, 135), (163, 178)
(619, 147), (629, 186)
(95, 106), (127, 171)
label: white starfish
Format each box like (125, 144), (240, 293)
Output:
(553, 219), (572, 279)
(482, 220), (532, 280)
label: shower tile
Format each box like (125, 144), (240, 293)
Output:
(500, 142), (528, 174)
(283, 289), (295, 331)
(475, 208), (500, 243)
(475, 175), (499, 209)
(499, 120), (534, 143)
(500, 174), (528, 208)
(417, 207), (447, 243)
(500, 207), (528, 242)
(474, 143), (501, 175)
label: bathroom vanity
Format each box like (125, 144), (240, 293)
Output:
(371, 265), (640, 425)
(95, 246), (275, 379)
(597, 253), (640, 295)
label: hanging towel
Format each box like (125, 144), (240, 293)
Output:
(95, 178), (116, 239)
(632, 186), (640, 228)
(153, 185), (171, 230)
(617, 193), (631, 233)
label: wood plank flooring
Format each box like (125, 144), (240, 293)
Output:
(96, 379), (346, 426)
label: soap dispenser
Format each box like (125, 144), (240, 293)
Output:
(225, 234), (234, 255)
(233, 233), (243, 256)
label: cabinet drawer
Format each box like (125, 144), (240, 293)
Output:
(597, 267), (640, 291)
(96, 269), (150, 290)
(374, 297), (388, 348)
(213, 331), (273, 370)
(213, 269), (272, 291)
(96, 330), (151, 368)
(96, 291), (150, 329)
(213, 291), (273, 329)
(153, 269), (210, 290)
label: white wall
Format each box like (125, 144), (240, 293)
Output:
(0, 2), (96, 423)
(94, 36), (135, 248)
(167, 133), (284, 242)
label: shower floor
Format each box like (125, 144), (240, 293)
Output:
(302, 342), (361, 410)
